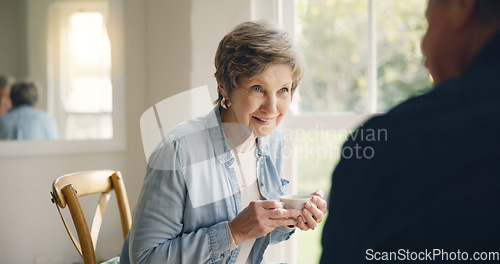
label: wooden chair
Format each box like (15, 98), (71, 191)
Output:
(50, 170), (132, 264)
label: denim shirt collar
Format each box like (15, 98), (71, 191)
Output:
(207, 106), (271, 164)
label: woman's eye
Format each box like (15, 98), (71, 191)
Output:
(280, 87), (290, 93)
(251, 86), (261, 92)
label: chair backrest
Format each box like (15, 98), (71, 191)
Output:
(50, 170), (132, 264)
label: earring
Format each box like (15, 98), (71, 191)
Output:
(221, 98), (231, 109)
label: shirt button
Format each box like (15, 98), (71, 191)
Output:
(220, 254), (225, 259)
(261, 182), (265, 187)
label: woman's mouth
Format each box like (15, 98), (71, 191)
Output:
(253, 116), (273, 123)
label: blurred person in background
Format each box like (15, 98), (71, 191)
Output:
(0, 80), (58, 140)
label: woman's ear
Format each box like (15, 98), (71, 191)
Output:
(217, 81), (227, 98)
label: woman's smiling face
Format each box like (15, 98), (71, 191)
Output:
(220, 63), (293, 137)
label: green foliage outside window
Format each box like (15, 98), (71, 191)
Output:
(296, 0), (431, 114)
(375, 1), (432, 111)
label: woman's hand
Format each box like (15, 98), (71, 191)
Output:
(228, 200), (300, 244)
(296, 190), (327, 231)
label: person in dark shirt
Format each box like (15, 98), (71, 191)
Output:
(320, 0), (500, 263)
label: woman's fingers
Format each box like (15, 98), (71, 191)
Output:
(260, 200), (284, 209)
(296, 215), (312, 231)
(311, 189), (324, 199)
(296, 209), (319, 231)
(230, 200), (300, 243)
(268, 207), (300, 219)
(311, 195), (327, 215)
(310, 189), (327, 214)
(272, 217), (298, 227)
(305, 200), (324, 223)
(295, 192), (328, 231)
(302, 206), (319, 229)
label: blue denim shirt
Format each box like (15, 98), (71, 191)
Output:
(121, 107), (294, 264)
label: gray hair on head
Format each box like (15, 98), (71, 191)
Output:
(11, 80), (40, 107)
(214, 20), (305, 106)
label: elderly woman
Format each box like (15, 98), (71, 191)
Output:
(120, 20), (327, 264)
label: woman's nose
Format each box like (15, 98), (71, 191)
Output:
(260, 96), (277, 114)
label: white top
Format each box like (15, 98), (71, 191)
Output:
(229, 146), (262, 264)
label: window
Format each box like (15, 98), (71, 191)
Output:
(281, 0), (431, 263)
(294, 0), (430, 114)
(48, 1), (113, 140)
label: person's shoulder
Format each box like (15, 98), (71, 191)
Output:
(358, 73), (500, 149)
(361, 91), (436, 132)
(166, 111), (214, 141)
(33, 108), (56, 120)
(0, 113), (8, 122)
(0, 108), (21, 122)
(341, 87), (443, 152)
(382, 73), (498, 123)
(148, 110), (218, 168)
(11, 105), (44, 118)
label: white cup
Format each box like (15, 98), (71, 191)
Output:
(280, 194), (315, 218)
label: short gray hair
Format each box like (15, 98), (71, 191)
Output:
(214, 20), (305, 106)
(11, 81), (39, 107)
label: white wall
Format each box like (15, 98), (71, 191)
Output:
(0, 0), (27, 78)
(190, 0), (252, 100)
(146, 0), (192, 104)
(0, 0), (290, 263)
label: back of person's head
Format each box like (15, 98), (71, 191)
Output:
(11, 81), (39, 107)
(214, 20), (305, 105)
